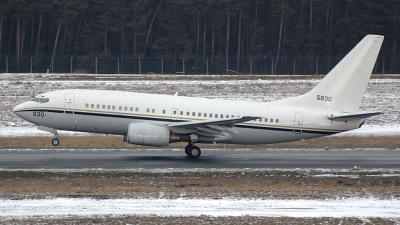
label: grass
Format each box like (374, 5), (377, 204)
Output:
(0, 170), (399, 200)
(0, 135), (399, 149)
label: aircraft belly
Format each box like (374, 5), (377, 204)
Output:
(227, 127), (322, 145)
(39, 112), (78, 132)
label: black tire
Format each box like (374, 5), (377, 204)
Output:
(188, 146), (201, 159)
(52, 138), (59, 146)
(185, 144), (191, 156)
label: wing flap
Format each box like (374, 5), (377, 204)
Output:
(168, 116), (258, 135)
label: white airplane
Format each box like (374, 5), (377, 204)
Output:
(13, 35), (384, 158)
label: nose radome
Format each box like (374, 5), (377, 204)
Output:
(13, 103), (24, 114)
(13, 105), (20, 112)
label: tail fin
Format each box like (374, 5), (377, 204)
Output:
(274, 35), (384, 113)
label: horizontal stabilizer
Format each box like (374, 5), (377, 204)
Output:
(327, 112), (383, 122)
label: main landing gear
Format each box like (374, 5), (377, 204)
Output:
(184, 134), (201, 158)
(185, 144), (201, 159)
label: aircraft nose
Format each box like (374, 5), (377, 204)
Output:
(13, 103), (25, 115)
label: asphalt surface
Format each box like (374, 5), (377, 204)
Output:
(0, 149), (399, 169)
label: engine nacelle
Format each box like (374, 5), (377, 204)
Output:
(124, 123), (171, 147)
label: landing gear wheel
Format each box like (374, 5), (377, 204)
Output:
(187, 146), (201, 159)
(185, 144), (192, 156)
(51, 138), (59, 146)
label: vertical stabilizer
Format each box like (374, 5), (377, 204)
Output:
(274, 35), (384, 113)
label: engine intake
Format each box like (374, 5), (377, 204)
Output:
(123, 123), (172, 147)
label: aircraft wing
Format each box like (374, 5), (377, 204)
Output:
(168, 116), (259, 136)
(327, 112), (383, 122)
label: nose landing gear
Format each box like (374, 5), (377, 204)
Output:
(51, 131), (59, 146)
(51, 138), (60, 146)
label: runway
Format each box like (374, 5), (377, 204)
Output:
(0, 149), (399, 169)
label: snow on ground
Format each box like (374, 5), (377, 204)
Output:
(332, 124), (400, 137)
(0, 198), (399, 218)
(1, 74), (399, 220)
(0, 126), (94, 137)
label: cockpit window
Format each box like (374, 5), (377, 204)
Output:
(30, 97), (49, 103)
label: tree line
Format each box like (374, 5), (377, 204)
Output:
(1, 0), (399, 74)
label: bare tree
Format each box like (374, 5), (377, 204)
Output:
(274, 0), (287, 74)
(226, 9), (230, 75)
(142, 0), (164, 59)
(236, 1), (242, 73)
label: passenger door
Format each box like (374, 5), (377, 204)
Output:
(64, 93), (75, 114)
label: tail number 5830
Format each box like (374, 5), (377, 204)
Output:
(316, 95), (332, 102)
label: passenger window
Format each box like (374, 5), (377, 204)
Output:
(180, 111), (183, 115)
(162, 110), (166, 114)
(187, 112), (190, 116)
(265, 118), (268, 122)
(108, 105), (111, 110)
(198, 113), (201, 117)
(209, 113), (212, 118)
(146, 108), (150, 113)
(102, 105), (105, 109)
(91, 104), (94, 108)
(97, 104), (100, 109)
(220, 114), (223, 118)
(192, 112), (195, 116)
(130, 107), (133, 111)
(204, 113), (207, 117)
(119, 106), (122, 110)
(85, 103), (89, 108)
(112, 106), (115, 110)
(226, 115), (229, 118)
(215, 114), (218, 118)
(135, 107), (139, 112)
(173, 110), (177, 115)
(152, 109), (155, 113)
(270, 118), (273, 123)
(232, 115), (234, 118)
(276, 119), (279, 123)
(258, 118), (262, 122)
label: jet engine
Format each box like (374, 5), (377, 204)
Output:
(123, 123), (174, 147)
